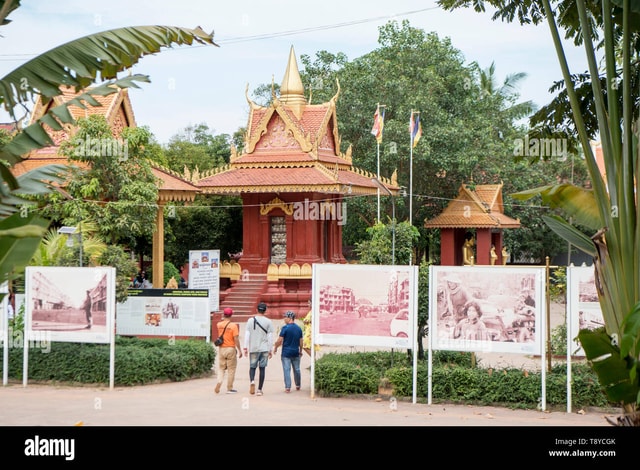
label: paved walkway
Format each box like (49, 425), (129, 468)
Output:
(0, 343), (614, 427)
(0, 315), (619, 427)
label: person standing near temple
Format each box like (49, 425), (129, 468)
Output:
(243, 302), (274, 396)
(214, 307), (242, 394)
(273, 311), (303, 393)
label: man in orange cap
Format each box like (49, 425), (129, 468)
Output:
(214, 307), (242, 394)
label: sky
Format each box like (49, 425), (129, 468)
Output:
(0, 1), (589, 145)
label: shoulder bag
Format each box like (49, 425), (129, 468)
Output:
(214, 321), (230, 346)
(253, 316), (268, 334)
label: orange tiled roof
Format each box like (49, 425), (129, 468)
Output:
(11, 87), (136, 176)
(30, 86), (136, 126)
(194, 46), (398, 197)
(10, 87), (196, 199)
(424, 183), (520, 229)
(153, 166), (200, 202)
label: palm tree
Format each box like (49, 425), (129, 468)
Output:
(473, 60), (537, 120)
(0, 0), (217, 297)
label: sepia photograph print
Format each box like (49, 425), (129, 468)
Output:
(429, 265), (545, 355)
(566, 265), (605, 356)
(313, 264), (419, 348)
(25, 266), (115, 344)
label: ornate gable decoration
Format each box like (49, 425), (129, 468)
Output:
(316, 100), (339, 155)
(260, 196), (294, 215)
(194, 46), (397, 197)
(259, 107), (312, 152)
(243, 46), (342, 160)
(27, 86), (137, 150)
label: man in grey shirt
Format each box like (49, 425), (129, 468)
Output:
(243, 302), (274, 396)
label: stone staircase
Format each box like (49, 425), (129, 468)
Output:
(218, 273), (267, 323)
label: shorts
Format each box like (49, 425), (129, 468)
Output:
(249, 351), (269, 368)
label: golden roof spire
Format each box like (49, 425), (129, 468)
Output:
(280, 45), (306, 117)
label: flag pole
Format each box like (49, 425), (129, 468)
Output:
(409, 110), (421, 228)
(409, 110), (414, 228)
(373, 103), (385, 223)
(377, 140), (381, 222)
(409, 110), (421, 266)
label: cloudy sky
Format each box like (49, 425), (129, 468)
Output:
(0, 1), (588, 144)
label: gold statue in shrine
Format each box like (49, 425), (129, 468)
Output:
(462, 235), (475, 266)
(490, 245), (498, 265)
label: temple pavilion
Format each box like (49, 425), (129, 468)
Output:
(10, 46), (400, 322)
(424, 183), (520, 266)
(194, 46), (399, 320)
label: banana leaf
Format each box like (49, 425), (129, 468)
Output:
(512, 184), (602, 230)
(578, 328), (639, 405)
(0, 212), (50, 284)
(541, 215), (596, 256)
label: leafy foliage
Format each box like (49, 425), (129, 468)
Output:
(163, 261), (180, 287)
(439, 0), (640, 419)
(164, 197), (243, 266)
(354, 220), (419, 265)
(163, 123), (231, 173)
(314, 351), (611, 409)
(549, 266), (567, 302)
(0, 212), (50, 284)
(0, 3), (216, 302)
(43, 115), (160, 247)
(98, 245), (138, 303)
(1, 336), (215, 386)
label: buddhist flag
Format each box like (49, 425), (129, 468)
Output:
(410, 112), (422, 148)
(371, 106), (385, 144)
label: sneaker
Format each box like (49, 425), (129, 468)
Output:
(226, 389), (237, 394)
(256, 390), (263, 396)
(295, 386), (300, 391)
(285, 388), (290, 393)
(215, 383), (221, 394)
(250, 383), (255, 395)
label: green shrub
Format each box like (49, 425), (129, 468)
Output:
(549, 267), (567, 302)
(550, 323), (568, 356)
(314, 350), (613, 410)
(0, 336), (215, 386)
(314, 356), (379, 395)
(164, 261), (180, 287)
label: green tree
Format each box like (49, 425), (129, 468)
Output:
(98, 244), (138, 303)
(30, 221), (106, 268)
(299, 20), (542, 263)
(440, 0), (640, 424)
(0, 0), (216, 301)
(163, 123), (231, 173)
(39, 114), (160, 249)
(164, 196), (243, 268)
(354, 220), (419, 266)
